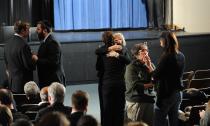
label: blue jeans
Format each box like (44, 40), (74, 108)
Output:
(154, 92), (182, 126)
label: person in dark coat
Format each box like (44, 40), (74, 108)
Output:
(4, 21), (35, 93)
(35, 82), (71, 123)
(32, 21), (65, 88)
(0, 89), (29, 121)
(70, 90), (89, 126)
(153, 31), (185, 126)
(97, 32), (130, 126)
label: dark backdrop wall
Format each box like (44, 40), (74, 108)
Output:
(32, 0), (54, 27)
(0, 0), (53, 26)
(0, 28), (210, 85)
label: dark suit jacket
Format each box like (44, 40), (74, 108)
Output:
(29, 102), (50, 112)
(35, 102), (72, 122)
(4, 35), (35, 93)
(37, 34), (65, 88)
(70, 111), (85, 126)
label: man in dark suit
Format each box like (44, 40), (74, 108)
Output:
(4, 21), (36, 93)
(32, 21), (65, 88)
(35, 82), (71, 122)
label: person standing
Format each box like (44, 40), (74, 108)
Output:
(97, 32), (130, 126)
(153, 31), (185, 126)
(33, 21), (65, 88)
(125, 43), (155, 126)
(144, 0), (165, 29)
(4, 21), (35, 93)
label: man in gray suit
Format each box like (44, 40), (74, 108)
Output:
(4, 21), (36, 93)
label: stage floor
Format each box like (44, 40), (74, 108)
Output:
(52, 29), (210, 43)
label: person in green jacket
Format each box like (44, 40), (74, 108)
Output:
(125, 43), (156, 126)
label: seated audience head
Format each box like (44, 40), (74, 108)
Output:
(48, 82), (65, 105)
(11, 119), (33, 126)
(113, 32), (126, 46)
(0, 89), (14, 109)
(14, 20), (30, 38)
(0, 104), (13, 126)
(131, 43), (148, 61)
(24, 81), (40, 100)
(40, 87), (48, 102)
(71, 90), (89, 112)
(37, 112), (70, 126)
(127, 121), (148, 126)
(102, 31), (113, 47)
(160, 31), (179, 53)
(36, 20), (51, 41)
(77, 115), (98, 126)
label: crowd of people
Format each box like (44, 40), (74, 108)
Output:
(1, 19), (208, 126)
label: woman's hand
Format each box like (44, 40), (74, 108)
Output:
(107, 51), (119, 58)
(108, 45), (122, 52)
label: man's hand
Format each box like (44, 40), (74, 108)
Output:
(32, 54), (38, 62)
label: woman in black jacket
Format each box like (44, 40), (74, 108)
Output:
(153, 31), (185, 126)
(96, 32), (130, 126)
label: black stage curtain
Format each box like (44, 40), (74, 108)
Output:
(32, 0), (54, 27)
(0, 0), (11, 26)
(0, 0), (53, 27)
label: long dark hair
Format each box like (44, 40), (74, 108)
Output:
(102, 31), (114, 47)
(160, 31), (179, 54)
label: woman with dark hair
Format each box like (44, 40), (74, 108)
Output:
(153, 31), (185, 126)
(95, 31), (130, 126)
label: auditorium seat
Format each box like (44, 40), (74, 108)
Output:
(188, 105), (206, 125)
(13, 94), (28, 106)
(189, 78), (210, 89)
(183, 71), (194, 81)
(183, 79), (190, 89)
(194, 69), (210, 79)
(25, 111), (38, 120)
(19, 104), (38, 113)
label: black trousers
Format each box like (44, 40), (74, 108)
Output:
(145, 0), (165, 28)
(101, 83), (125, 126)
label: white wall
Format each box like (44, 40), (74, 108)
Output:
(173, 0), (210, 32)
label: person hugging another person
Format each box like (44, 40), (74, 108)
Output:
(96, 31), (130, 126)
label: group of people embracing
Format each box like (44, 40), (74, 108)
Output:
(96, 31), (185, 126)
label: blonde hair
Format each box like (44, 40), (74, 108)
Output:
(113, 33), (126, 46)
